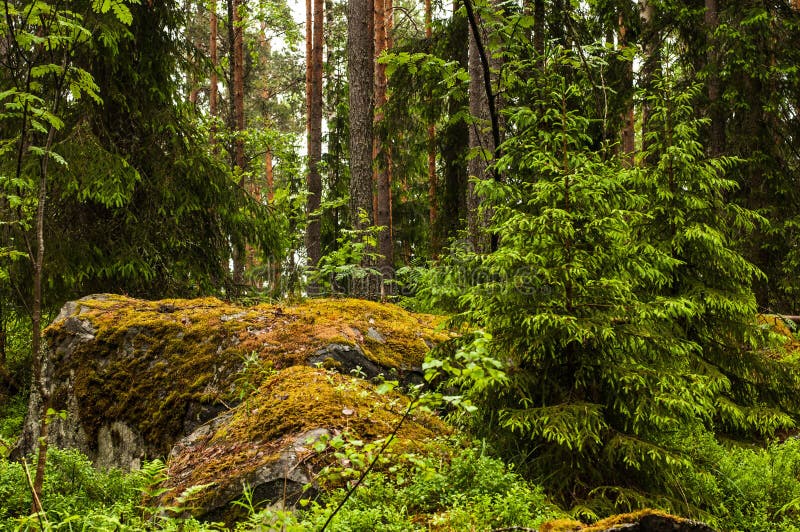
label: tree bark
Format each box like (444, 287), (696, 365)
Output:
(306, 0), (324, 289)
(232, 0), (245, 175)
(348, 0), (374, 232)
(31, 44), (71, 514)
(258, 25), (273, 204)
(374, 0), (392, 296)
(306, 0), (313, 135)
(230, 0), (246, 285)
(619, 12), (635, 165)
(639, 0), (659, 159)
(705, 0), (724, 157)
(210, 0), (219, 148)
(30, 128), (52, 515)
(466, 0), (495, 254)
(534, 0), (544, 61)
(348, 0), (375, 297)
(425, 0), (438, 258)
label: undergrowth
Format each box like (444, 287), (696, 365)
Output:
(0, 424), (799, 530)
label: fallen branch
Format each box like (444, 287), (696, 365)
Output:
(319, 399), (415, 531)
(22, 458), (47, 530)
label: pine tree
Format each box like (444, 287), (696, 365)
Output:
(306, 0), (324, 288)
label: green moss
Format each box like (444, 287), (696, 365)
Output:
(44, 295), (448, 459)
(580, 508), (688, 532)
(159, 365), (447, 512)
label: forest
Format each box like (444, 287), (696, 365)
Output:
(2, 0), (800, 530)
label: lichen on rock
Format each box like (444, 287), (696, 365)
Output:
(160, 365), (445, 518)
(14, 294), (450, 516)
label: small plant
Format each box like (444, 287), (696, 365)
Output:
(233, 351), (276, 404)
(294, 438), (567, 531)
(309, 210), (386, 297)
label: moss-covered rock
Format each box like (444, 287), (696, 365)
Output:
(540, 509), (716, 532)
(14, 294), (449, 513)
(161, 365), (444, 519)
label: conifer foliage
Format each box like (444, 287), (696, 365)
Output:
(424, 45), (800, 515)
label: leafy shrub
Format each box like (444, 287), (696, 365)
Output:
(0, 448), (144, 529)
(0, 394), (27, 452)
(265, 438), (567, 531)
(710, 436), (800, 531)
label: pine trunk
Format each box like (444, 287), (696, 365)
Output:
(466, 5), (493, 254)
(348, 0), (375, 296)
(305, 0), (312, 134)
(639, 0), (659, 158)
(705, 0), (724, 157)
(258, 26), (273, 203)
(374, 0), (392, 296)
(306, 0), (324, 286)
(348, 0), (374, 231)
(619, 13), (635, 164)
(425, 0), (438, 258)
(232, 0), (245, 175)
(534, 0), (544, 60)
(209, 1), (218, 148)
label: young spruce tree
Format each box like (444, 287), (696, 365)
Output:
(425, 50), (800, 517)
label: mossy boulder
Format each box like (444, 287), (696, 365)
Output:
(14, 294), (449, 515)
(162, 365), (443, 520)
(541, 510), (716, 532)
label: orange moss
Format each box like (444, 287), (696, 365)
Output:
(538, 519), (583, 531)
(539, 509), (693, 531)
(44, 295), (447, 458)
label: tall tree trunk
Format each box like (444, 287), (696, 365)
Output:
(639, 0), (659, 159)
(258, 25), (273, 203)
(186, 0), (201, 105)
(466, 2), (495, 254)
(383, 0), (394, 264)
(425, 0), (439, 258)
(30, 147), (49, 516)
(31, 47), (71, 512)
(306, 0), (313, 135)
(705, 0), (724, 157)
(226, 0), (236, 141)
(440, 12), (469, 245)
(210, 0), (219, 149)
(306, 0), (324, 291)
(232, 0), (245, 175)
(619, 12), (635, 165)
(552, 0), (566, 48)
(374, 0), (392, 296)
(230, 0), (246, 285)
(348, 0), (375, 297)
(534, 0), (544, 61)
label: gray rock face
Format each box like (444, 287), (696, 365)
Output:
(12, 296), (99, 463)
(96, 422), (144, 471)
(307, 343), (382, 378)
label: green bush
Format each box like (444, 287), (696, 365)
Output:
(710, 437), (800, 531)
(282, 439), (566, 531)
(0, 448), (144, 530)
